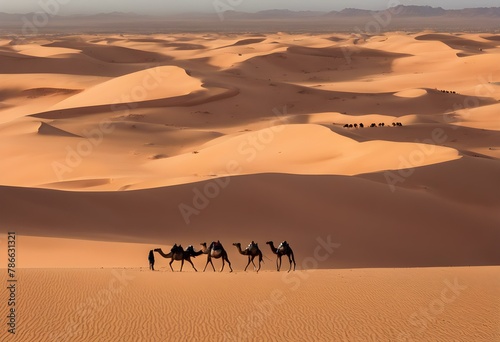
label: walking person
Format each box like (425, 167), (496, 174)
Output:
(148, 249), (155, 271)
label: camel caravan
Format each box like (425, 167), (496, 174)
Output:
(343, 122), (403, 128)
(149, 240), (296, 273)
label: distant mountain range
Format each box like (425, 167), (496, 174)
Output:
(225, 6), (500, 19)
(330, 5), (500, 17)
(1, 5), (500, 22)
(0, 6), (499, 33)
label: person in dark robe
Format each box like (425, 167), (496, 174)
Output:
(148, 249), (155, 271)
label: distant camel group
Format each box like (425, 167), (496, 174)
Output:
(343, 122), (403, 128)
(150, 240), (296, 273)
(438, 89), (457, 94)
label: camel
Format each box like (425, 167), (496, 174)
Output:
(200, 241), (233, 272)
(266, 241), (296, 272)
(233, 241), (263, 272)
(154, 244), (202, 272)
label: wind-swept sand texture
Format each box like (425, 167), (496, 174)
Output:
(0, 31), (499, 341)
(0, 267), (498, 341)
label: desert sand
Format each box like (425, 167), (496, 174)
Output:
(0, 267), (498, 341)
(0, 31), (499, 341)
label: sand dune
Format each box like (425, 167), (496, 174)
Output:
(288, 45), (411, 58)
(455, 102), (500, 131)
(50, 66), (203, 110)
(221, 38), (267, 48)
(11, 44), (81, 58)
(43, 40), (170, 63)
(0, 30), (499, 342)
(483, 35), (500, 42)
(415, 33), (496, 54)
(1, 163), (499, 268)
(27, 84), (238, 121)
(0, 52), (145, 77)
(394, 88), (428, 98)
(23, 88), (81, 98)
(228, 47), (408, 84)
(141, 124), (461, 184)
(0, 32), (498, 195)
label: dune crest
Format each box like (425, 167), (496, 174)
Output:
(50, 66), (202, 110)
(394, 88), (427, 98)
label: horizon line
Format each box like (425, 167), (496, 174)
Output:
(2, 5), (500, 17)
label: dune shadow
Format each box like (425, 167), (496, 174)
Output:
(482, 35), (500, 42)
(226, 45), (412, 83)
(415, 33), (495, 56)
(331, 122), (500, 159)
(267, 85), (496, 117)
(37, 122), (82, 138)
(30, 83), (239, 120)
(43, 40), (171, 64)
(216, 38), (267, 49)
(0, 170), (499, 268)
(0, 53), (151, 77)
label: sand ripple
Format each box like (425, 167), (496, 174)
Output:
(1, 268), (498, 341)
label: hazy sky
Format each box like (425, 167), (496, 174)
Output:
(2, 0), (499, 15)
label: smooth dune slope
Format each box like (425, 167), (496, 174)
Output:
(50, 66), (202, 110)
(1, 163), (499, 269)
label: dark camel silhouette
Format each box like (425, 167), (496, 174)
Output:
(200, 241), (233, 272)
(154, 244), (202, 272)
(233, 241), (263, 272)
(266, 241), (296, 272)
